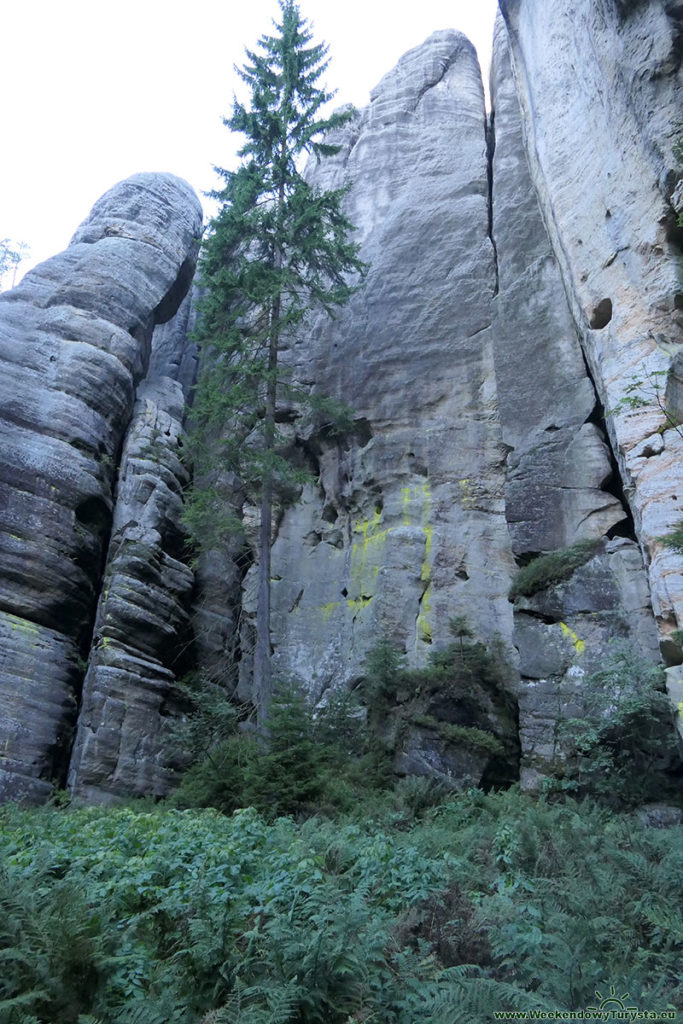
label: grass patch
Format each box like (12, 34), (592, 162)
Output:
(509, 539), (601, 600)
(659, 518), (683, 552)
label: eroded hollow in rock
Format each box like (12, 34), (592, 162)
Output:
(74, 496), (111, 532)
(590, 298), (613, 329)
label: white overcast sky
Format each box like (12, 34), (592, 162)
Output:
(0, 0), (498, 280)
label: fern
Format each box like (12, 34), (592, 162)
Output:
(1, 789), (681, 1019)
(426, 966), (552, 1023)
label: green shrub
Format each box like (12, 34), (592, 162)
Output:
(362, 628), (518, 789)
(362, 639), (407, 709)
(659, 518), (683, 552)
(171, 681), (392, 820)
(509, 539), (601, 600)
(553, 644), (680, 807)
(166, 672), (243, 767)
(411, 714), (506, 758)
(0, 855), (111, 1022)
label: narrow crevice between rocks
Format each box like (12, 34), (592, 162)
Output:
(236, 529), (259, 662)
(585, 385), (637, 543)
(485, 110), (500, 298)
(60, 431), (128, 790)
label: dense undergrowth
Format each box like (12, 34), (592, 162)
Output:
(1, 788), (682, 1023)
(170, 626), (520, 819)
(2, 636), (681, 1022)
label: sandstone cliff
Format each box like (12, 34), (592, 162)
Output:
(0, 1), (681, 802)
(0, 174), (202, 802)
(498, 0), (683, 640)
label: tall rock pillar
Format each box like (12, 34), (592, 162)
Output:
(0, 174), (202, 802)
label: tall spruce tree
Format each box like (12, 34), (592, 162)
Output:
(189, 1), (365, 723)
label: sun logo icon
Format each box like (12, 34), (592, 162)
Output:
(586, 986), (637, 1014)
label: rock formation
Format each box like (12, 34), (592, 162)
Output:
(232, 30), (522, 785)
(1, 1), (682, 802)
(488, 13), (662, 786)
(0, 174), (202, 802)
(498, 0), (683, 643)
(259, 30), (511, 683)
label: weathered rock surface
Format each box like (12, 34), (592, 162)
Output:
(4, 8), (680, 803)
(237, 32), (517, 721)
(0, 173), (201, 801)
(489, 17), (665, 785)
(497, 0), (683, 645)
(68, 288), (203, 802)
(67, 375), (195, 802)
(490, 15), (627, 557)
(513, 538), (660, 788)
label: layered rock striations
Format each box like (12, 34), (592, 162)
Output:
(66, 372), (195, 802)
(497, 0), (683, 651)
(67, 287), (203, 802)
(0, 174), (201, 802)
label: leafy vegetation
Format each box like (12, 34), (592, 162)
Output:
(410, 715), (506, 758)
(169, 621), (518, 817)
(0, 238), (28, 290)
(355, 623), (520, 790)
(1, 640), (679, 1020)
(608, 367), (683, 438)
(508, 539), (602, 600)
(1, 789), (681, 1022)
(659, 517), (683, 552)
(170, 680), (391, 819)
(550, 645), (681, 808)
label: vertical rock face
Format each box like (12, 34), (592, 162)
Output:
(67, 288), (202, 803)
(0, 174), (202, 802)
(490, 16), (625, 557)
(223, 21), (670, 790)
(497, 0), (683, 649)
(2, 8), (678, 803)
(489, 15), (662, 785)
(66, 373), (195, 802)
(241, 32), (515, 707)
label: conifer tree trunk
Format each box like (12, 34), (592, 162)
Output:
(254, 172), (285, 725)
(254, 292), (280, 724)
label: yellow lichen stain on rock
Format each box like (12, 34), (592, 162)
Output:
(459, 478), (474, 509)
(350, 508), (388, 599)
(402, 483), (431, 524)
(347, 594), (373, 620)
(416, 582), (433, 644)
(5, 613), (40, 638)
(422, 524), (433, 581)
(559, 621), (585, 655)
(321, 602), (340, 622)
(320, 485), (435, 634)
